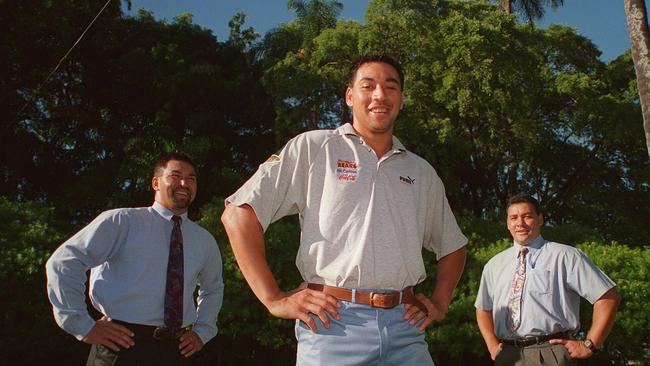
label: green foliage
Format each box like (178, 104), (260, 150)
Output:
(0, 197), (87, 362)
(2, 0), (649, 364)
(577, 242), (650, 364)
(197, 199), (301, 364)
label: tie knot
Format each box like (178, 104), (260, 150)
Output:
(519, 247), (528, 257)
(172, 215), (182, 225)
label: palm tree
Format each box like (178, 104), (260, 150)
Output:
(624, 0), (650, 156)
(287, 0), (343, 46)
(499, 0), (564, 23)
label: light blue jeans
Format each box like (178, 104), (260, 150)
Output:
(295, 300), (434, 366)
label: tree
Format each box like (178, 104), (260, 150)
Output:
(262, 0), (357, 141)
(497, 0), (564, 23)
(360, 0), (650, 245)
(0, 2), (275, 220)
(624, 0), (650, 156)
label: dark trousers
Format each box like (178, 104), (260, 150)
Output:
(495, 342), (576, 366)
(86, 326), (192, 366)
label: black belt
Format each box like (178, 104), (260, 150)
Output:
(111, 319), (192, 340)
(500, 331), (573, 347)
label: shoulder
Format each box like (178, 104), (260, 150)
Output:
(484, 247), (513, 270)
(543, 241), (581, 255)
(95, 207), (150, 223)
(292, 128), (341, 149)
(184, 219), (219, 245)
(278, 128), (343, 163)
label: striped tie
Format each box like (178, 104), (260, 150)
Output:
(507, 247), (528, 332)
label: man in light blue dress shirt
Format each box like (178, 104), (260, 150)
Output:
(46, 152), (224, 365)
(475, 194), (621, 365)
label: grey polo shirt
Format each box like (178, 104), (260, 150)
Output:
(226, 123), (467, 290)
(474, 236), (616, 339)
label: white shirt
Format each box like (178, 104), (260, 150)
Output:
(226, 123), (467, 289)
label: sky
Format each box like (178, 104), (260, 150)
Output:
(123, 0), (636, 62)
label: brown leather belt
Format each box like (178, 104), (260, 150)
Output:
(307, 283), (428, 313)
(111, 319), (192, 340)
(500, 331), (573, 347)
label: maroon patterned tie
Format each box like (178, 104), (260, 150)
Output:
(164, 215), (183, 332)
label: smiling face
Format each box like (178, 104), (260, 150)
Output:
(506, 202), (544, 246)
(152, 159), (197, 215)
(346, 61), (404, 138)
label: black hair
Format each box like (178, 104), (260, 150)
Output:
(152, 152), (197, 177)
(348, 54), (404, 90)
(507, 194), (542, 215)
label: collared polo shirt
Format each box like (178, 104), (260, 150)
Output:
(474, 236), (616, 339)
(226, 123), (467, 290)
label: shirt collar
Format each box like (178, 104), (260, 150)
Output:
(337, 122), (407, 155)
(512, 235), (545, 255)
(152, 201), (188, 223)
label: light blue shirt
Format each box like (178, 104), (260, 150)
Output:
(474, 236), (615, 339)
(46, 201), (224, 343)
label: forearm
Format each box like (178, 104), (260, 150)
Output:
(431, 247), (467, 310)
(221, 204), (282, 307)
(476, 308), (500, 350)
(586, 287), (621, 348)
(45, 248), (95, 339)
(194, 266), (224, 343)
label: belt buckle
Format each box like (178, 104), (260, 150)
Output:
(153, 327), (171, 340)
(370, 291), (399, 309)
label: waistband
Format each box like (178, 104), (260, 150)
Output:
(500, 331), (573, 347)
(306, 283), (428, 313)
(111, 319), (192, 341)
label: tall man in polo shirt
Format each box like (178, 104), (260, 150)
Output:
(221, 54), (468, 365)
(475, 194), (621, 365)
(46, 152), (224, 365)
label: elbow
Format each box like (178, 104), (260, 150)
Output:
(220, 204), (233, 228)
(221, 203), (242, 231)
(600, 286), (622, 307)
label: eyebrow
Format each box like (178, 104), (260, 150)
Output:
(170, 169), (197, 177)
(358, 76), (401, 87)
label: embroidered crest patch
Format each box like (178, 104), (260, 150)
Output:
(263, 154), (281, 164)
(336, 159), (358, 182)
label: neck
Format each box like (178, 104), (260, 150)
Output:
(154, 199), (187, 216)
(351, 123), (394, 158)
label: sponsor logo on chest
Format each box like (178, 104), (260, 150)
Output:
(399, 175), (415, 185)
(336, 159), (359, 182)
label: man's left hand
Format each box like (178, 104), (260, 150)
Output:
(548, 339), (593, 359)
(403, 293), (446, 331)
(179, 330), (204, 358)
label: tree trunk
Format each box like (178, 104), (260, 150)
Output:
(624, 0), (650, 156)
(501, 0), (513, 14)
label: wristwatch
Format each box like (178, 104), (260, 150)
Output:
(583, 339), (599, 353)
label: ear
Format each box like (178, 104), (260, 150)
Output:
(345, 87), (353, 107)
(151, 176), (160, 191)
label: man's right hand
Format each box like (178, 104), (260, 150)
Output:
(82, 316), (135, 352)
(489, 342), (503, 361)
(265, 284), (341, 332)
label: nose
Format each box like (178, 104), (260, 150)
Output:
(372, 85), (386, 101)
